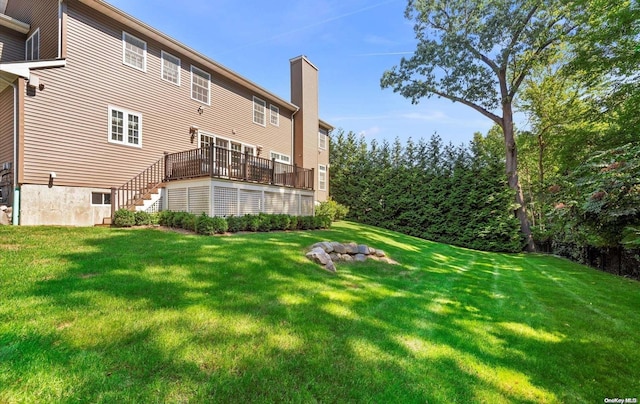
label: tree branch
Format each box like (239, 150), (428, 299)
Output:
(432, 90), (502, 126)
(503, 5), (539, 65)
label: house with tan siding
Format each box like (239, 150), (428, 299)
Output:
(0, 0), (331, 226)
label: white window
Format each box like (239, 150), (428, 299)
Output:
(318, 164), (327, 191)
(25, 28), (40, 61)
(244, 145), (255, 156)
(270, 151), (290, 164)
(122, 32), (146, 71)
(108, 106), (142, 148)
(319, 129), (327, 150)
(161, 51), (181, 85)
(91, 192), (111, 205)
(253, 97), (266, 126)
(269, 105), (279, 126)
(191, 66), (210, 105)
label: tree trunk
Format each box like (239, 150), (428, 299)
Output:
(503, 103), (536, 252)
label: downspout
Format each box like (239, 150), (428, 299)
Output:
(0, 76), (18, 225)
(290, 106), (299, 162)
(58, 0), (62, 58)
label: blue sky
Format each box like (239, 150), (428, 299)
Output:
(107, 0), (498, 146)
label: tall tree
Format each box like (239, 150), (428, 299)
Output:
(380, 0), (576, 251)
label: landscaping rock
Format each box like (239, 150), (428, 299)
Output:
(331, 242), (346, 254)
(345, 242), (358, 254)
(0, 209), (9, 226)
(354, 254), (367, 262)
(305, 241), (399, 273)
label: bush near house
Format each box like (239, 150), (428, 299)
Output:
(119, 211), (330, 234)
(113, 209), (135, 227)
(315, 198), (349, 221)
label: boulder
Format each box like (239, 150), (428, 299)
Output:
(344, 242), (358, 254)
(375, 249), (386, 257)
(331, 242), (347, 254)
(329, 253), (339, 261)
(324, 261), (336, 273)
(312, 241), (334, 253)
(357, 244), (370, 255)
(354, 253), (367, 262)
(342, 254), (353, 262)
(306, 247), (331, 265)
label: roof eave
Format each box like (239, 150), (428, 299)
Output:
(0, 12), (30, 34)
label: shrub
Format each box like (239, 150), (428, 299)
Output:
(226, 215), (246, 233)
(173, 211), (194, 230)
(213, 217), (228, 234)
(196, 213), (215, 235)
(134, 211), (152, 226)
(158, 210), (173, 226)
(289, 215), (299, 230)
(315, 198), (350, 221)
(257, 213), (272, 232)
(316, 215), (332, 229)
(243, 214), (258, 232)
(113, 209), (136, 227)
(299, 215), (314, 230)
(272, 214), (291, 231)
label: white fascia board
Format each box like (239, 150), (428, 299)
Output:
(0, 59), (67, 79)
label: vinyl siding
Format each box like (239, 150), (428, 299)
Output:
(21, 0), (295, 188)
(0, 28), (25, 61)
(0, 85), (13, 166)
(5, 0), (58, 60)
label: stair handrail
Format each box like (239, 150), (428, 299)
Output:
(111, 156), (165, 216)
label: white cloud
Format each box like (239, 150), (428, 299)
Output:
(358, 126), (382, 136)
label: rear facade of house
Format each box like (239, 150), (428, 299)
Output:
(0, 0), (331, 226)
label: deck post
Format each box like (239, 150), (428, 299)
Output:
(209, 143), (215, 177)
(271, 158), (276, 185)
(244, 151), (249, 181)
(293, 164), (298, 188)
(311, 167), (315, 190)
(110, 187), (117, 220)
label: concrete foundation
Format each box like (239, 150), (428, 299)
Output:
(20, 184), (112, 226)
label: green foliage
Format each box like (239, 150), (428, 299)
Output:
(315, 198), (349, 222)
(226, 215), (246, 233)
(289, 215), (299, 230)
(548, 143), (640, 247)
(257, 213), (273, 232)
(134, 211), (152, 226)
(158, 210), (173, 227)
(113, 209), (135, 228)
(211, 217), (228, 234)
(196, 213), (216, 236)
(245, 214), (261, 232)
(330, 131), (523, 252)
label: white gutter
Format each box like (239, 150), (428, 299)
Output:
(0, 75), (17, 224)
(0, 12), (30, 34)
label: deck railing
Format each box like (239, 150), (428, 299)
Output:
(164, 145), (314, 190)
(112, 157), (165, 215)
(112, 145), (314, 215)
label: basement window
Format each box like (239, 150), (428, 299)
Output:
(91, 192), (111, 205)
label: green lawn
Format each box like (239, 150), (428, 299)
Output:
(1, 222), (638, 403)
